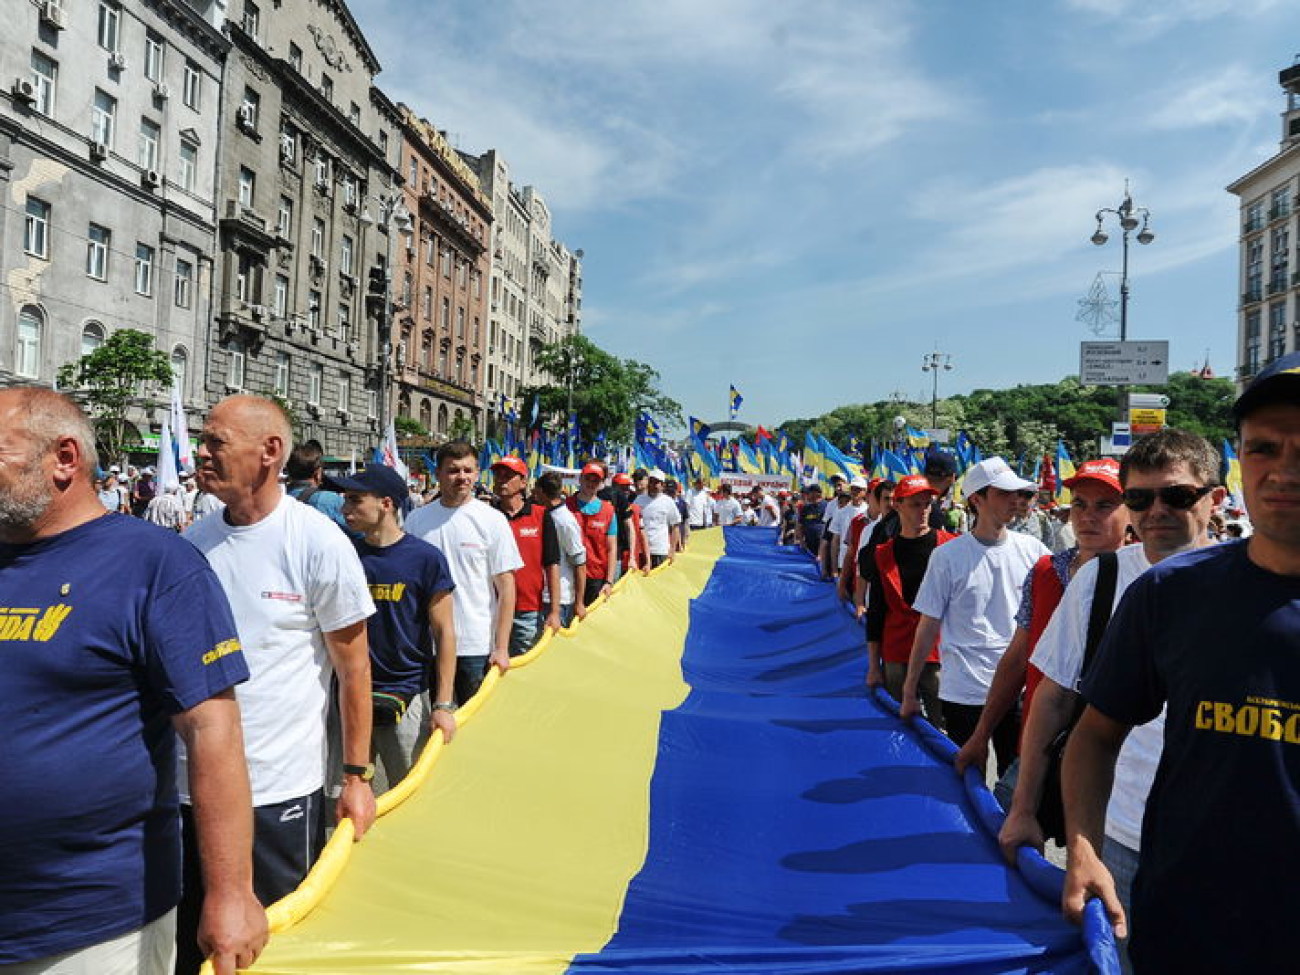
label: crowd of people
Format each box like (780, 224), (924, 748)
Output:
(4, 356), (1297, 975)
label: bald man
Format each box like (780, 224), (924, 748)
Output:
(0, 388), (264, 975)
(177, 396), (376, 974)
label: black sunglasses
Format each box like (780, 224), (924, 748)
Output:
(1122, 485), (1213, 512)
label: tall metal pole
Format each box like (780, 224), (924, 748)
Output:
(920, 351), (952, 434)
(1092, 185), (1154, 422)
(378, 210), (395, 436)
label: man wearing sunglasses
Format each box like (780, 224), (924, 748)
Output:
(999, 430), (1220, 973)
(1061, 357), (1300, 974)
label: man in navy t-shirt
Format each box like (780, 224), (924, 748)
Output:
(0, 388), (265, 975)
(796, 483), (827, 559)
(1063, 352), (1300, 973)
(329, 464), (458, 789)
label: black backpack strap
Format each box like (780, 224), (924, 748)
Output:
(1079, 551), (1119, 685)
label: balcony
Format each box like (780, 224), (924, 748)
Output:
(1270, 205), (1292, 222)
(1245, 215), (1266, 233)
(1269, 277), (1289, 296)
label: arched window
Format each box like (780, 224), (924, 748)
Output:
(81, 321), (106, 357)
(170, 345), (188, 393)
(418, 398), (432, 432)
(437, 404), (448, 436)
(398, 391), (412, 420)
(16, 306), (43, 378)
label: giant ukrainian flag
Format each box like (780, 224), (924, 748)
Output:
(241, 531), (1111, 975)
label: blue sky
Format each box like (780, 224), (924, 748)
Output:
(355, 0), (1299, 429)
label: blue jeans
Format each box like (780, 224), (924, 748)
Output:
(544, 602), (575, 628)
(1103, 834), (1139, 975)
(454, 655), (490, 703)
(509, 611), (544, 657)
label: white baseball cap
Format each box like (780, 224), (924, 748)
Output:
(962, 457), (1036, 495)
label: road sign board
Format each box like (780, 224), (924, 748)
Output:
(1111, 422), (1131, 448)
(1128, 393), (1170, 409)
(1129, 408), (1167, 434)
(1080, 341), (1170, 385)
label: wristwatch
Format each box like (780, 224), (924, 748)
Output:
(342, 762), (375, 782)
(432, 701), (459, 713)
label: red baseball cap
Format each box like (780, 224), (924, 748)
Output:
(491, 456), (528, 478)
(580, 462), (606, 478)
(1063, 458), (1121, 493)
(612, 472), (632, 486)
(893, 475), (938, 500)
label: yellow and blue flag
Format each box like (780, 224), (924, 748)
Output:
(729, 385), (743, 419)
(1223, 440), (1243, 500)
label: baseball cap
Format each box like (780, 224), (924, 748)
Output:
(1063, 457), (1121, 494)
(647, 468), (666, 482)
(962, 457), (1037, 495)
(324, 464), (409, 505)
(612, 472), (632, 486)
(894, 474), (938, 500)
(1233, 350), (1300, 425)
(923, 450), (958, 477)
(580, 462), (606, 478)
(491, 456), (529, 479)
(849, 476), (868, 490)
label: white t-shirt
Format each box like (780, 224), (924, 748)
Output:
(1031, 543), (1162, 851)
(912, 531), (1049, 705)
(191, 491), (225, 521)
(634, 493), (683, 556)
(543, 501), (588, 606)
(182, 495), (375, 804)
(714, 497), (743, 526)
(757, 496), (781, 527)
(829, 500), (867, 539)
(686, 489), (714, 527)
(855, 514), (882, 555)
(405, 498), (523, 656)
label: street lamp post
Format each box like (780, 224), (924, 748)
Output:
(920, 350), (953, 431)
(361, 192), (412, 438)
(1090, 183), (1155, 343)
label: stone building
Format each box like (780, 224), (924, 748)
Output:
(206, 0), (400, 458)
(393, 105), (491, 440)
(1228, 58), (1300, 385)
(1, 0), (227, 451)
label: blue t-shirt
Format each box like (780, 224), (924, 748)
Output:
(0, 513), (247, 963)
(799, 501), (827, 549)
(288, 482), (352, 534)
(1081, 541), (1300, 972)
(354, 534), (455, 698)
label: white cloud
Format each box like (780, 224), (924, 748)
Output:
(1146, 65), (1274, 131)
(1064, 0), (1286, 30)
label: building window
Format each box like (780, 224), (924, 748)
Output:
(342, 175), (357, 208)
(171, 346), (188, 392)
(1246, 308), (1262, 375)
(438, 343), (447, 377)
(378, 129), (389, 154)
(456, 306), (465, 338)
(242, 0), (260, 38)
(134, 243), (154, 295)
(308, 289), (321, 329)
(174, 257), (193, 307)
(24, 197), (50, 258)
(178, 141), (197, 192)
(340, 235), (354, 276)
(277, 196), (293, 238)
(92, 89), (116, 147)
(144, 33), (164, 82)
(337, 303), (350, 340)
(30, 50), (56, 115)
(274, 350), (290, 398)
(422, 286), (433, 320)
(367, 389), (377, 418)
(441, 297), (450, 330)
(97, 2), (120, 52)
(349, 102), (360, 127)
(17, 307), (43, 378)
(408, 156), (417, 187)
(238, 167), (255, 208)
(183, 60), (201, 109)
(456, 260), (467, 288)
(81, 321), (106, 357)
(137, 118), (160, 170)
(273, 274), (288, 316)
(1247, 235), (1264, 300)
(311, 218), (325, 257)
(1269, 302), (1287, 360)
(441, 247), (452, 278)
(307, 362), (322, 404)
(279, 121), (296, 163)
(239, 87), (259, 131)
(337, 373), (351, 413)
(86, 224), (110, 279)
(314, 153), (329, 188)
(288, 42), (302, 72)
(320, 72), (332, 101)
(227, 340), (246, 389)
(424, 234), (435, 267)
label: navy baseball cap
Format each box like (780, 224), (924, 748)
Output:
(324, 465), (409, 505)
(1233, 351), (1300, 426)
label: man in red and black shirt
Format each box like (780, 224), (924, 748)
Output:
(570, 462), (619, 606)
(492, 457), (560, 656)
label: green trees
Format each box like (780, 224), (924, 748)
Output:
(57, 328), (174, 466)
(523, 335), (682, 442)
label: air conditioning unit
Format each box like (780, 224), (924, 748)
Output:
(108, 51), (127, 70)
(11, 78), (36, 104)
(89, 141), (109, 161)
(40, 1), (67, 29)
(153, 82), (170, 100)
(250, 304), (267, 321)
(141, 169), (161, 189)
(236, 105), (255, 130)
